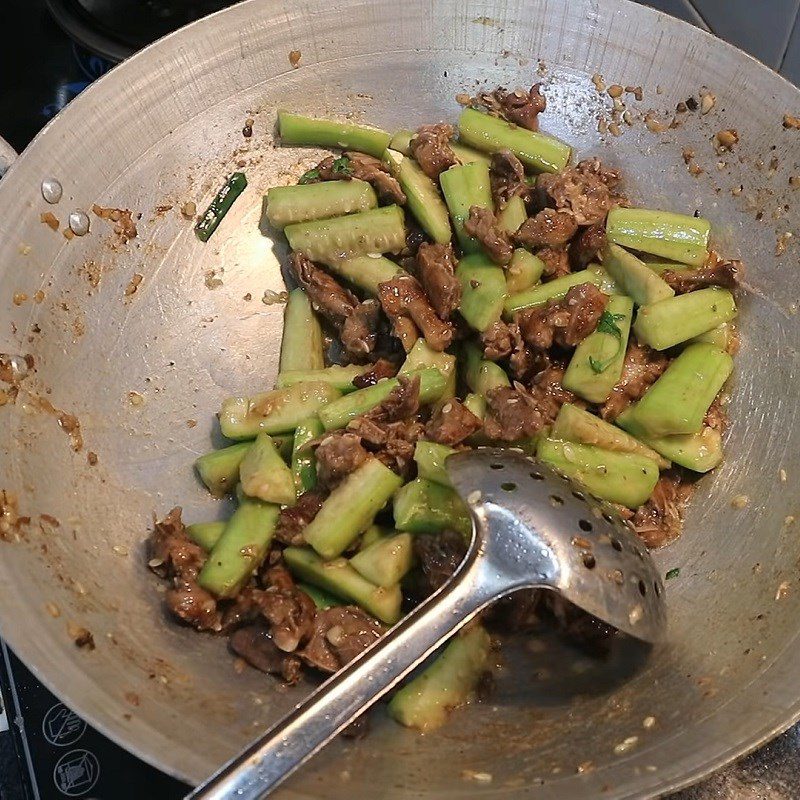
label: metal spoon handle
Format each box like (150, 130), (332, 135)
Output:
(187, 551), (496, 800)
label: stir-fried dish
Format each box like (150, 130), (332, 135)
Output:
(147, 83), (740, 733)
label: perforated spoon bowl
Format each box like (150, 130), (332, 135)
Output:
(189, 448), (667, 800)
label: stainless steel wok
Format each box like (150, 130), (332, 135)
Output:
(0, 1), (799, 797)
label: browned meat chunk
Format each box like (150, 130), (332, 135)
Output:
(508, 323), (547, 381)
(311, 153), (406, 205)
(517, 283), (609, 350)
(490, 149), (530, 210)
(416, 242), (461, 319)
(488, 589), (543, 633)
(481, 320), (514, 360)
(290, 252), (358, 327)
(149, 508), (223, 632)
(484, 366), (576, 440)
(229, 623), (303, 683)
(570, 223), (607, 268)
(341, 299), (379, 358)
(166, 578), (222, 632)
(494, 84), (546, 131)
(274, 489), (327, 545)
(661, 258), (740, 294)
(255, 565), (317, 653)
(464, 206), (514, 265)
(514, 208), (578, 249)
(409, 123), (457, 179)
(148, 506), (205, 581)
(345, 152), (406, 205)
(352, 358), (399, 388)
(543, 594), (617, 657)
(347, 376), (424, 477)
(425, 399), (483, 445)
(314, 433), (369, 486)
(537, 158), (625, 226)
(537, 247), (571, 279)
(300, 606), (385, 673)
(411, 529), (468, 599)
(631, 469), (695, 549)
(600, 343), (670, 421)
(378, 275), (453, 351)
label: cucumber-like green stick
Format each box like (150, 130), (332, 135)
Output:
(601, 243), (674, 306)
(616, 421), (723, 473)
(304, 458), (404, 559)
(283, 547), (401, 624)
(551, 403), (670, 469)
(265, 180), (377, 229)
(278, 111), (391, 158)
(280, 288), (324, 373)
(633, 287), (737, 350)
(394, 478), (472, 537)
(388, 625), (491, 731)
(350, 532), (414, 587)
(285, 205), (407, 263)
(195, 442), (251, 497)
(414, 440), (457, 486)
(619, 343), (733, 437)
(291, 416), (324, 492)
(323, 255), (404, 297)
(606, 207), (711, 266)
(276, 365), (371, 394)
(318, 368), (446, 431)
(506, 248), (544, 294)
(220, 382), (341, 439)
(537, 438), (659, 508)
(504, 269), (602, 316)
(439, 161), (494, 254)
(186, 521), (226, 551)
(462, 342), (511, 395)
(198, 497), (280, 598)
(456, 253), (508, 332)
(239, 433), (297, 504)
(458, 107), (571, 173)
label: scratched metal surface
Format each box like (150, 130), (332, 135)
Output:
(0, 0), (799, 798)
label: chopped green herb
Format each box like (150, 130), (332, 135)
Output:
(298, 168), (320, 185)
(331, 156), (353, 176)
(195, 172), (247, 242)
(587, 311), (627, 373)
(665, 567), (681, 580)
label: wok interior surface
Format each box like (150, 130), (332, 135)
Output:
(0, 0), (799, 797)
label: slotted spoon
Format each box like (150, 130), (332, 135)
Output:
(189, 448), (666, 800)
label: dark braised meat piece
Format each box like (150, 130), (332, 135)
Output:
(416, 242), (461, 319)
(493, 84), (546, 131)
(148, 506), (205, 581)
(413, 529), (468, 597)
(274, 489), (327, 545)
(630, 469), (695, 549)
(409, 123), (457, 179)
(600, 343), (670, 421)
(516, 283), (608, 350)
(310, 152), (406, 205)
(255, 564), (317, 653)
(352, 358), (399, 388)
(537, 247), (571, 279)
(229, 623), (303, 683)
(489, 149), (530, 210)
(570, 223), (607, 268)
(537, 158), (625, 226)
(378, 275), (454, 351)
(661, 258), (740, 294)
(463, 206), (514, 265)
(166, 578), (222, 632)
(481, 320), (514, 361)
(341, 299), (380, 358)
(300, 606), (385, 673)
(514, 208), (578, 249)
(314, 433), (369, 487)
(425, 399), (483, 445)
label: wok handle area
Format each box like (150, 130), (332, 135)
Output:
(186, 548), (497, 800)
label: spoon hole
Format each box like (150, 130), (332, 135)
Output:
(653, 581), (661, 597)
(571, 490), (586, 501)
(610, 537), (622, 552)
(549, 494), (564, 507)
(578, 519), (593, 532)
(529, 471), (544, 481)
(490, 463), (504, 470)
(602, 512), (615, 524)
(501, 482), (517, 492)
(582, 552), (596, 569)
(638, 580), (647, 596)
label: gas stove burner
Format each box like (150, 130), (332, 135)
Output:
(45, 0), (242, 61)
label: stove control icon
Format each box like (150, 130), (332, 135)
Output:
(53, 749), (100, 797)
(42, 702), (86, 747)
